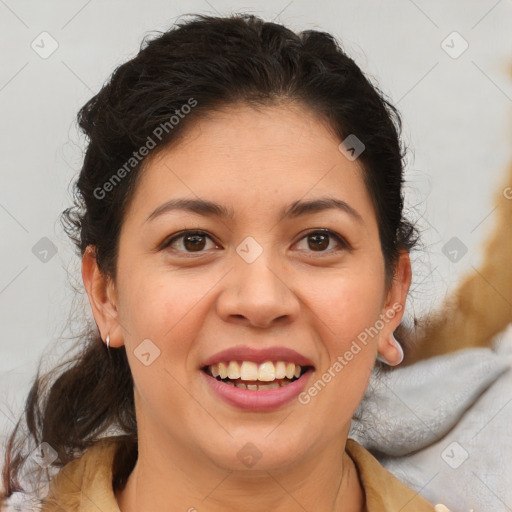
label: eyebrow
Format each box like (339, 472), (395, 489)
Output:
(145, 197), (364, 224)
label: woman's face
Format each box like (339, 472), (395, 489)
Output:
(93, 103), (409, 472)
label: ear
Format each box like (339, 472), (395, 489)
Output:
(82, 245), (123, 348)
(377, 250), (412, 365)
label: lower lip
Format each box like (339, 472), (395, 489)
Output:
(200, 369), (314, 412)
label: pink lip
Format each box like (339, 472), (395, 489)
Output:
(200, 368), (314, 411)
(200, 345), (315, 368)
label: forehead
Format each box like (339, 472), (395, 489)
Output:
(125, 103), (373, 223)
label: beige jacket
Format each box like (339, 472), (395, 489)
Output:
(40, 436), (448, 511)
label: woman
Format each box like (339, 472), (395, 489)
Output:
(1, 13), (452, 511)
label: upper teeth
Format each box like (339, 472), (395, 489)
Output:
(208, 361), (302, 381)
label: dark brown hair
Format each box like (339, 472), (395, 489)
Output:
(1, 12), (418, 504)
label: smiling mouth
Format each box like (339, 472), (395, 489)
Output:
(202, 361), (314, 390)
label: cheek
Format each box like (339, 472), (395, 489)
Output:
(115, 264), (221, 378)
(305, 267), (385, 345)
(117, 263), (207, 336)
(115, 268), (215, 427)
(298, 268), (384, 413)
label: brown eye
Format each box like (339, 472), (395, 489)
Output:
(182, 234), (207, 251)
(161, 230), (218, 254)
(295, 229), (348, 253)
(307, 232), (329, 251)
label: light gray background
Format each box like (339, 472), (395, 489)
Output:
(1, 0), (511, 487)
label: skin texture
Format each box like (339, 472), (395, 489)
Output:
(82, 103), (411, 511)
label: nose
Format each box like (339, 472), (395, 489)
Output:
(216, 251), (300, 329)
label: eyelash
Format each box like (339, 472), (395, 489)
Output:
(159, 229), (350, 257)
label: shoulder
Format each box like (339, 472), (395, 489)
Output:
(40, 436), (124, 512)
(345, 439), (451, 512)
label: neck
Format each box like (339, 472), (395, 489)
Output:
(115, 429), (364, 512)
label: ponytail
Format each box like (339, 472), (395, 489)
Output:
(2, 332), (137, 501)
